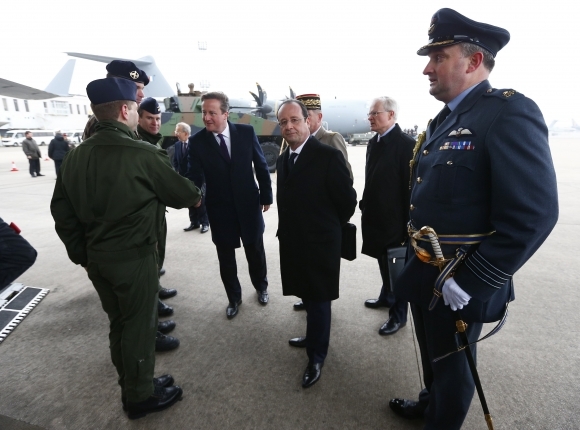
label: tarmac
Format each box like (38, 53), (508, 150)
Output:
(0, 137), (578, 430)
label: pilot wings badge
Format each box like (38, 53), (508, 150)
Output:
(447, 128), (473, 137)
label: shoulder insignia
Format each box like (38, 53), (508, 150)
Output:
(503, 90), (516, 98)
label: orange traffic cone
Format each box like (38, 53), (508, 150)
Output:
(10, 161), (18, 172)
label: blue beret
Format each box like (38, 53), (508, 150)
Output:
(106, 60), (150, 85)
(86, 78), (137, 105)
(418, 8), (510, 57)
(139, 97), (161, 114)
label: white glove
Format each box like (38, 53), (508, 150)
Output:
(442, 277), (471, 311)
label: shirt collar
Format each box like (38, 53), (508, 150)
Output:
(378, 123), (396, 140)
(448, 82), (481, 111)
(212, 124), (230, 141)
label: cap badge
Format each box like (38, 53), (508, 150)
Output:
(130, 70), (140, 80)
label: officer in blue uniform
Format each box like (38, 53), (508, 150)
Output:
(389, 9), (559, 429)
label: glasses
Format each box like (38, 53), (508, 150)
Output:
(278, 117), (306, 128)
(367, 111), (391, 117)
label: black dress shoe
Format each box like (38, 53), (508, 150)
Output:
(159, 267), (166, 277)
(365, 298), (389, 309)
(226, 299), (242, 319)
(159, 287), (177, 299)
(155, 332), (180, 352)
(158, 299), (174, 317)
(288, 336), (307, 348)
(183, 223), (199, 231)
(293, 301), (305, 311)
(302, 362), (323, 388)
(122, 374), (176, 411)
(127, 385), (183, 419)
(378, 318), (406, 336)
(389, 398), (425, 419)
(200, 224), (209, 233)
(257, 290), (269, 305)
(36, 173), (45, 176)
(157, 320), (176, 334)
(153, 374), (174, 387)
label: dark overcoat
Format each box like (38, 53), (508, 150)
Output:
(394, 80), (559, 323)
(276, 137), (357, 301)
(360, 123), (414, 258)
(187, 121), (272, 248)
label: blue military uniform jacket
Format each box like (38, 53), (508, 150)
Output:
(394, 80), (558, 322)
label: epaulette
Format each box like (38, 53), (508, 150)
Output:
(483, 87), (524, 101)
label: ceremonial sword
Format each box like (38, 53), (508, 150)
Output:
(425, 230), (495, 430)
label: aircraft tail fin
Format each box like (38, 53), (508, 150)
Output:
(66, 52), (175, 98)
(44, 59), (76, 97)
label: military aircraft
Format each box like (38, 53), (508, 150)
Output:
(547, 119), (580, 137)
(65, 52), (371, 138)
(0, 59), (76, 100)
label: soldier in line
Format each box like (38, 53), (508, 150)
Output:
(51, 77), (201, 419)
(389, 9), (558, 428)
(81, 61), (178, 350)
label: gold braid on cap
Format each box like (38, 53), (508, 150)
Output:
(409, 120), (431, 190)
(300, 99), (321, 109)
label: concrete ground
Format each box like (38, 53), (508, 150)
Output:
(0, 138), (577, 430)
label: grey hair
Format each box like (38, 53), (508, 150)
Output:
(176, 122), (191, 135)
(372, 96), (398, 121)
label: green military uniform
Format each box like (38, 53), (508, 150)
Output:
(136, 123), (168, 270)
(136, 124), (163, 148)
(51, 119), (201, 403)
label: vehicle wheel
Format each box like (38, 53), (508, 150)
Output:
(13, 142), (18, 147)
(260, 141), (280, 173)
(40, 142), (45, 146)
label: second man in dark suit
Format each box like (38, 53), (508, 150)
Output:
(186, 92), (273, 319)
(173, 122), (209, 234)
(362, 97), (413, 336)
(276, 99), (357, 388)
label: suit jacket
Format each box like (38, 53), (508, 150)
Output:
(394, 80), (558, 322)
(314, 127), (353, 178)
(360, 123), (414, 259)
(172, 140), (190, 176)
(187, 121), (272, 248)
(276, 137), (357, 301)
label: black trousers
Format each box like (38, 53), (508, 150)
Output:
(28, 159), (41, 176)
(303, 299), (331, 364)
(377, 257), (408, 323)
(188, 193), (208, 227)
(411, 303), (483, 430)
(0, 218), (37, 289)
(54, 159), (63, 175)
(215, 236), (267, 304)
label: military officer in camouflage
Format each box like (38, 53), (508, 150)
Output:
(51, 77), (202, 419)
(388, 9), (559, 429)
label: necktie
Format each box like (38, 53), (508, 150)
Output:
(218, 133), (230, 161)
(435, 105), (451, 130)
(288, 152), (298, 172)
(182, 141), (187, 156)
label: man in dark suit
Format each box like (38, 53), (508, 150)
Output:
(173, 122), (209, 234)
(388, 9), (559, 429)
(361, 96), (413, 336)
(276, 99), (357, 388)
(186, 92), (272, 319)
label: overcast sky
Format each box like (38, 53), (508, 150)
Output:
(2, 0), (578, 128)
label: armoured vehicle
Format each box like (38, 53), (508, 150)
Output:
(160, 88), (283, 172)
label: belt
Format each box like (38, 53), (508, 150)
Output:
(408, 223), (494, 310)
